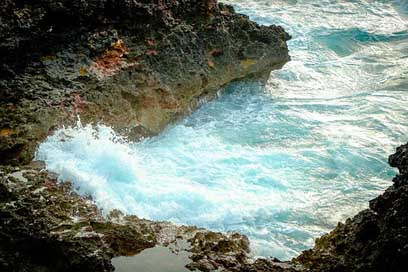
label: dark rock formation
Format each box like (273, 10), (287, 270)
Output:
(0, 0), (290, 165)
(2, 1), (407, 272)
(0, 1), (294, 271)
(0, 164), (301, 272)
(295, 143), (408, 272)
(4, 141), (408, 272)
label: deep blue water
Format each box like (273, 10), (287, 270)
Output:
(36, 0), (408, 260)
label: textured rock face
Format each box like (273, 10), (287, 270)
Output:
(0, 0), (290, 165)
(3, 1), (407, 272)
(3, 143), (408, 271)
(295, 143), (408, 272)
(0, 165), (301, 272)
(0, 1), (294, 270)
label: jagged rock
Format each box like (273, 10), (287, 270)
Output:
(0, 1), (293, 271)
(0, 166), (297, 271)
(3, 1), (407, 272)
(0, 0), (290, 165)
(295, 144), (408, 272)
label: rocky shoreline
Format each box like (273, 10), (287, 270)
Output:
(1, 144), (408, 271)
(0, 0), (290, 165)
(1, 1), (407, 271)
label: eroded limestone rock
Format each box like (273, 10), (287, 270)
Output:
(0, 165), (300, 271)
(0, 0), (290, 165)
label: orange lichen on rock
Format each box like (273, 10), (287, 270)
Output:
(40, 55), (57, 62)
(89, 39), (136, 79)
(79, 67), (88, 76)
(240, 59), (256, 69)
(0, 128), (12, 137)
(207, 60), (215, 69)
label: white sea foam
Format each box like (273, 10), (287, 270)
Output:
(36, 0), (408, 260)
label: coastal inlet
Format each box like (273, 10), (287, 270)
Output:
(36, 0), (408, 260)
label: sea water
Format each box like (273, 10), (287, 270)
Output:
(36, 0), (408, 260)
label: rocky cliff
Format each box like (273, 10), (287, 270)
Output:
(0, 163), (293, 271)
(0, 0), (290, 165)
(295, 143), (408, 272)
(0, 0), (293, 271)
(2, 144), (408, 272)
(1, 1), (407, 272)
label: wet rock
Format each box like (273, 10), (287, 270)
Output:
(389, 143), (408, 175)
(241, 258), (304, 272)
(4, 1), (407, 272)
(295, 143), (408, 272)
(0, 0), (290, 165)
(1, 165), (298, 271)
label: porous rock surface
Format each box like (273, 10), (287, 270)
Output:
(295, 143), (408, 272)
(3, 142), (408, 272)
(0, 0), (290, 165)
(0, 164), (301, 272)
(0, 0), (295, 271)
(1, 1), (407, 272)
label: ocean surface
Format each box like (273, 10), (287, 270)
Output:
(36, 0), (408, 260)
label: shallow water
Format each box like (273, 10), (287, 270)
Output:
(36, 0), (408, 260)
(112, 246), (191, 272)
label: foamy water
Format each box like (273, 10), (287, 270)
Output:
(36, 0), (408, 260)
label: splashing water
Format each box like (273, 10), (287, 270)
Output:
(36, 0), (408, 260)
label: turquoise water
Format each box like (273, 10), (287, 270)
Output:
(36, 0), (408, 260)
